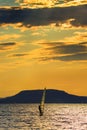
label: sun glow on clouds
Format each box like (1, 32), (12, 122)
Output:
(59, 0), (87, 7)
(0, 0), (87, 8)
(19, 0), (58, 7)
(28, 32), (87, 62)
(0, 34), (21, 41)
(16, 0), (87, 8)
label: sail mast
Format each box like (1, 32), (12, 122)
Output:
(40, 87), (46, 106)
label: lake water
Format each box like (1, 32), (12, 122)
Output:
(0, 104), (87, 130)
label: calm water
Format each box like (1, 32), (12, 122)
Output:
(0, 104), (87, 130)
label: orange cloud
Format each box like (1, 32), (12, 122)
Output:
(28, 32), (87, 62)
(16, 0), (87, 8)
(0, 34), (21, 41)
(18, 0), (58, 8)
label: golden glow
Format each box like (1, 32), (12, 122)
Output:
(16, 0), (87, 8)
(0, 0), (87, 98)
(23, 0), (57, 5)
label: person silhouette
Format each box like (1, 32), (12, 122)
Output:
(38, 105), (43, 116)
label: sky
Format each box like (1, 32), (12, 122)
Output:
(0, 0), (87, 97)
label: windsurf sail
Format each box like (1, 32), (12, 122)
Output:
(39, 88), (46, 116)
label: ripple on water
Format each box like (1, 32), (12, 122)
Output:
(0, 104), (87, 130)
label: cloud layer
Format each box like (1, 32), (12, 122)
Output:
(0, 4), (87, 28)
(0, 42), (16, 50)
(17, 0), (87, 8)
(37, 41), (87, 61)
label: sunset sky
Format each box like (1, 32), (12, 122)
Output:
(0, 0), (87, 97)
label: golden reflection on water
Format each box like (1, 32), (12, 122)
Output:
(0, 104), (87, 129)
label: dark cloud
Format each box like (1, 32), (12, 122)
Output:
(39, 41), (87, 61)
(40, 53), (87, 61)
(79, 42), (87, 45)
(54, 53), (87, 61)
(0, 42), (16, 46)
(0, 4), (87, 27)
(10, 53), (28, 57)
(0, 42), (16, 50)
(59, 53), (87, 61)
(46, 43), (87, 54)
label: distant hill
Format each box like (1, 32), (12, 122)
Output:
(0, 89), (87, 103)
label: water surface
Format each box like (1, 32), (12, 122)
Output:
(0, 104), (87, 130)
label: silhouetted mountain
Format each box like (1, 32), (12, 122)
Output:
(0, 89), (87, 103)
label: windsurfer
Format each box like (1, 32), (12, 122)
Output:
(38, 105), (43, 116)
